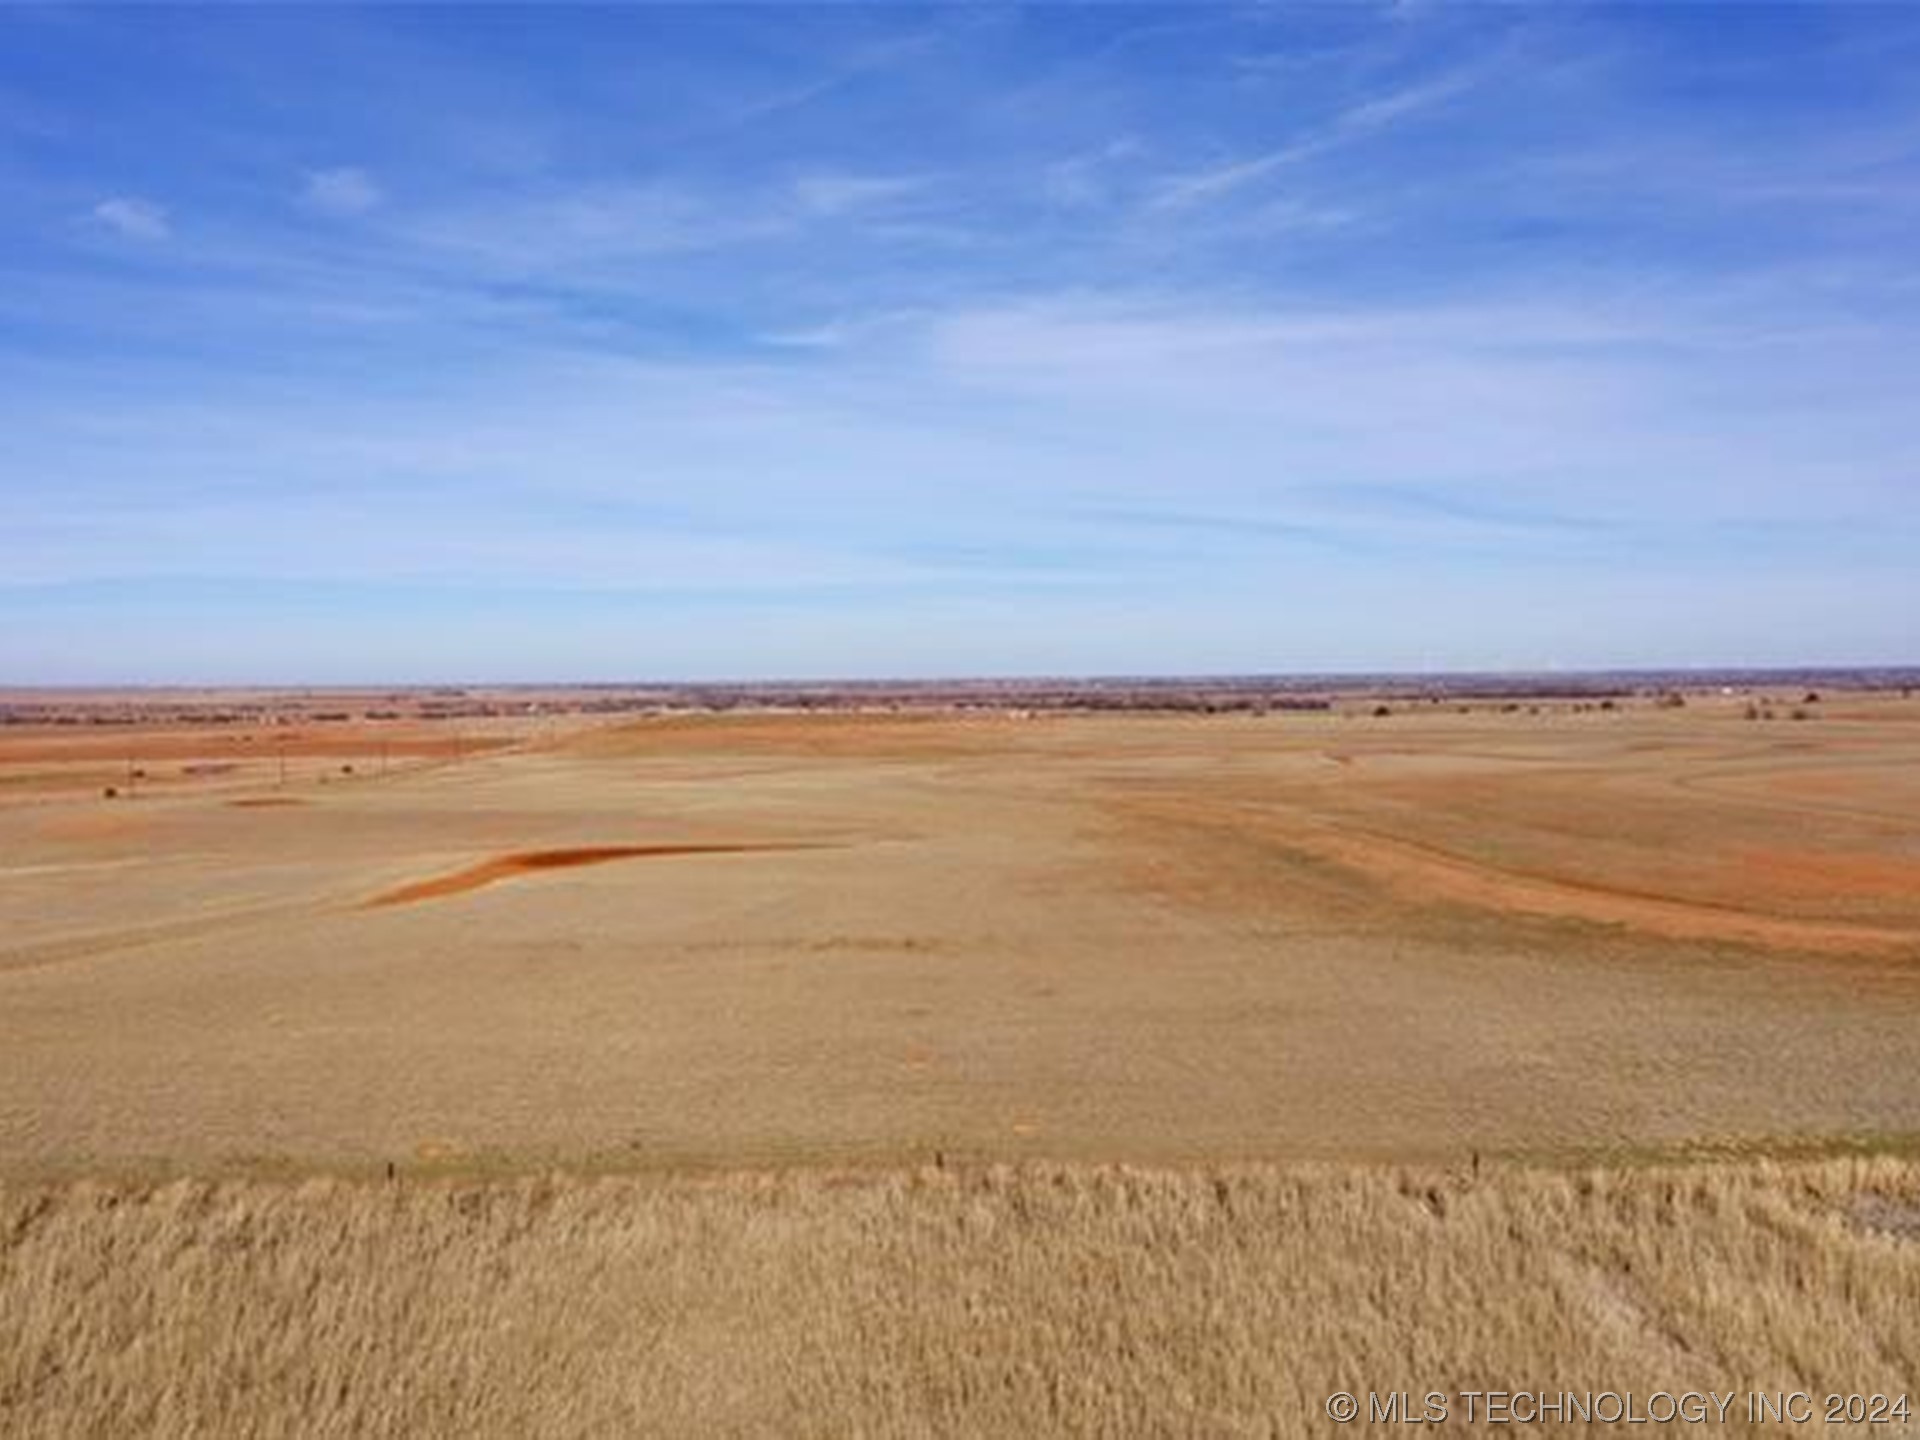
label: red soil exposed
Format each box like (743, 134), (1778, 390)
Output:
(1121, 793), (1920, 957)
(1721, 847), (1920, 902)
(363, 844), (815, 909)
(1285, 820), (1919, 955)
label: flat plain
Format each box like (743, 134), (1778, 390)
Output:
(5, 689), (1920, 1434)
(5, 692), (1920, 1176)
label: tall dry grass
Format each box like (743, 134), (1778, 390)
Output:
(4, 1160), (1918, 1437)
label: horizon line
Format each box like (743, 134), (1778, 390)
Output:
(3, 662), (1917, 695)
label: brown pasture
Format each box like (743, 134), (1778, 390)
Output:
(4, 693), (1919, 1178)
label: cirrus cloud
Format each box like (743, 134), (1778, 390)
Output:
(91, 196), (169, 241)
(302, 166), (381, 216)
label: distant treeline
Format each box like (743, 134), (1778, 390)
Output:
(4, 666), (1915, 726)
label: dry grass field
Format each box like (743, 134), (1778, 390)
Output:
(4, 692), (1920, 1432)
(4, 1160), (1919, 1436)
(5, 694), (1920, 1175)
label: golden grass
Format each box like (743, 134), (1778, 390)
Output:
(4, 1159), (1918, 1437)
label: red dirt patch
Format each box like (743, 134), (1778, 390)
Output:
(363, 843), (817, 908)
(1721, 848), (1920, 902)
(1286, 822), (1919, 955)
(1119, 795), (1919, 957)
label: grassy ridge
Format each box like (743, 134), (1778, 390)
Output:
(5, 1160), (1918, 1437)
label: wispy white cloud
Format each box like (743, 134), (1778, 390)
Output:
(1152, 61), (1492, 210)
(1151, 152), (1295, 212)
(301, 166), (381, 216)
(915, 289), (1919, 527)
(91, 196), (169, 241)
(703, 28), (945, 137)
(400, 182), (790, 273)
(1043, 138), (1145, 209)
(389, 169), (955, 282)
(6, 269), (1916, 678)
(790, 171), (928, 219)
(757, 308), (922, 351)
(757, 319), (864, 351)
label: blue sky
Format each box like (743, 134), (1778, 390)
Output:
(3, 4), (1918, 683)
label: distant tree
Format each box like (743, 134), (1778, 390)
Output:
(1372, 704), (1393, 718)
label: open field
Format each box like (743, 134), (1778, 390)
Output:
(5, 690), (1920, 1177)
(6, 689), (1920, 1433)
(4, 1159), (1919, 1437)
